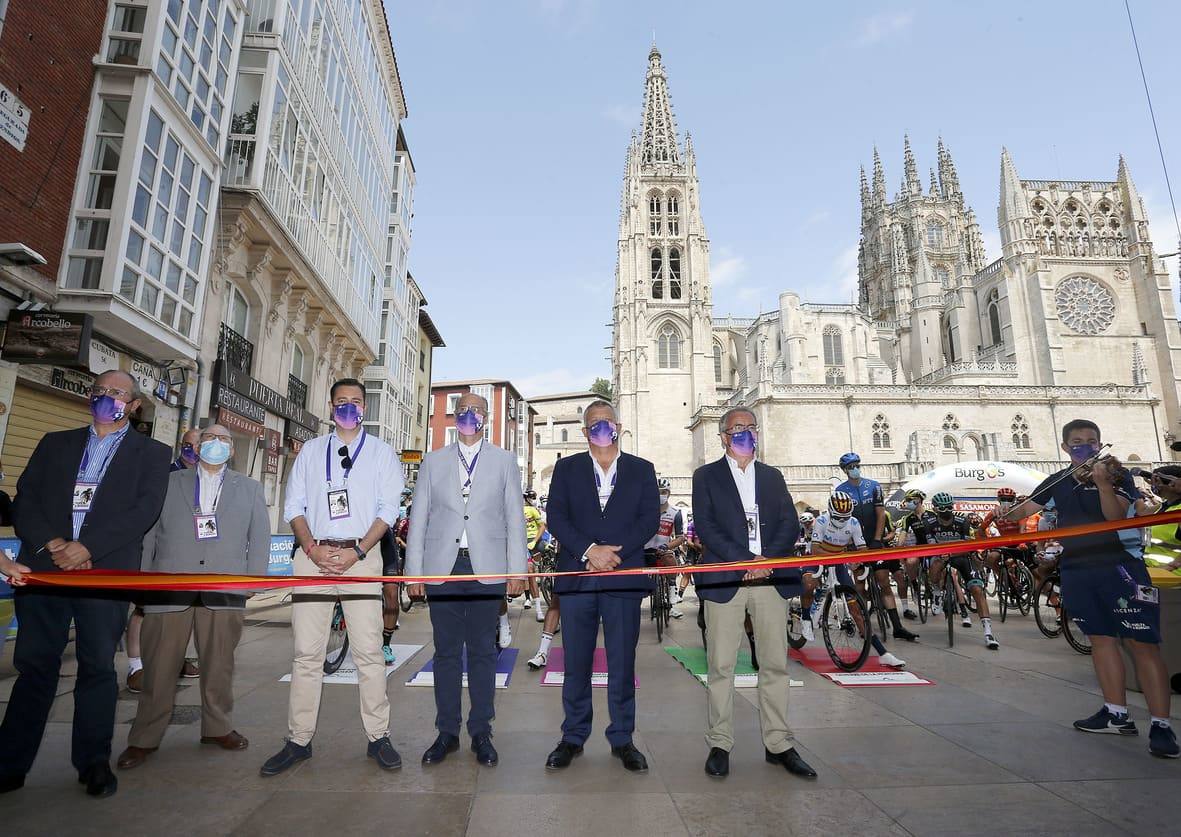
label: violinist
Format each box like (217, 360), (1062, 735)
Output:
(1005, 419), (1177, 759)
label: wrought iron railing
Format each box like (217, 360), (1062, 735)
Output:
(287, 374), (308, 408)
(218, 323), (254, 374)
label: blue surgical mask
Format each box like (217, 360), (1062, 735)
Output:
(847, 466), (861, 480)
(902, 500), (917, 511)
(1068, 443), (1099, 463)
(199, 439), (232, 465)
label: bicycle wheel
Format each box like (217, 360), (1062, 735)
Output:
(820, 584), (871, 671)
(1014, 563), (1035, 616)
(912, 575), (928, 624)
(943, 572), (956, 648)
(653, 582), (666, 642)
(1061, 604), (1092, 655)
(324, 603), (350, 674)
(786, 599), (807, 650)
(1033, 577), (1063, 638)
(997, 567), (1009, 623)
(870, 581), (890, 640)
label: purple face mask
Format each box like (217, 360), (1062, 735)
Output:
(456, 408), (484, 435)
(587, 419), (618, 447)
(332, 402), (363, 430)
(180, 443), (199, 464)
(90, 394), (127, 424)
(728, 429), (757, 457)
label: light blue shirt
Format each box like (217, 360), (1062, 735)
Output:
(73, 423), (131, 539)
(282, 430), (403, 540)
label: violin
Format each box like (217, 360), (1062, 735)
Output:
(1076, 453), (1129, 485)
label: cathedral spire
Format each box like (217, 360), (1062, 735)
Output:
(903, 135), (922, 196)
(929, 167), (940, 198)
(938, 137), (961, 198)
(1117, 154), (1147, 221)
(640, 45), (681, 166)
(872, 147), (886, 204)
(999, 147), (1029, 222)
(860, 165), (870, 207)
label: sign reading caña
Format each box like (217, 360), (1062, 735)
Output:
(2, 311), (93, 366)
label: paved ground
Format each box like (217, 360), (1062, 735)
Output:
(0, 588), (1178, 836)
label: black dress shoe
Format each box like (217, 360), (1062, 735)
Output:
(545, 740), (583, 770)
(367, 737), (402, 770)
(0, 773), (25, 794)
(471, 734), (498, 766)
(421, 733), (460, 765)
(610, 743), (649, 773)
(259, 740), (312, 777)
(704, 747), (729, 777)
(765, 747), (817, 778)
(80, 763), (118, 798)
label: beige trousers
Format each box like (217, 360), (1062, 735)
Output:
(128, 606), (244, 748)
(287, 549), (389, 746)
(705, 584), (795, 753)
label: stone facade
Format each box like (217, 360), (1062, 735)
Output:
(528, 390), (600, 494)
(612, 47), (1181, 509)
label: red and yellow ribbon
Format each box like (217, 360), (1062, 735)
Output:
(19, 510), (1181, 591)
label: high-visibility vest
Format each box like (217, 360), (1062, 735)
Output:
(1145, 501), (1181, 573)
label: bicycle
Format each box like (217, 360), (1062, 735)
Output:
(861, 565), (891, 643)
(1033, 567), (1091, 655)
(324, 600), (350, 674)
(534, 541), (558, 607)
(993, 547), (1034, 623)
(909, 559), (931, 624)
(806, 563), (872, 671)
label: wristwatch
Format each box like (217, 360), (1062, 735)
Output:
(353, 544), (366, 559)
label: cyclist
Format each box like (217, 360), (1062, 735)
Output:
(1144, 465), (1181, 574)
(891, 489), (927, 620)
(644, 478), (686, 618)
(910, 492), (999, 649)
(807, 491), (906, 668)
(980, 488), (1030, 573)
(379, 518), (402, 666)
(676, 517), (702, 603)
(796, 511), (815, 555)
(835, 452), (889, 547)
(523, 490), (547, 622)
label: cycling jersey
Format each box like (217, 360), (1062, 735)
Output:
(811, 512), (865, 554)
(524, 504), (544, 549)
(908, 511), (972, 549)
(645, 506), (684, 550)
(835, 477), (884, 541)
(981, 506), (1023, 538)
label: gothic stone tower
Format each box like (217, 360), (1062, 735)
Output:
(612, 46), (715, 474)
(858, 138), (988, 381)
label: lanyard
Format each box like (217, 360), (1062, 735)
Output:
(193, 470), (226, 514)
(594, 466), (617, 491)
(78, 432), (124, 479)
(325, 431), (367, 485)
(458, 443), (482, 490)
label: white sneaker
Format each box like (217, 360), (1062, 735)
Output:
(527, 651), (548, 670)
(801, 619), (815, 643)
(878, 652), (907, 669)
(523, 597), (533, 609)
(961, 616), (972, 628)
(985, 633), (999, 650)
(535, 609), (546, 623)
(670, 607), (683, 619)
(670, 589), (683, 605)
(498, 623), (512, 649)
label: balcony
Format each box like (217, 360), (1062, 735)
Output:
(288, 374), (308, 409)
(911, 359), (1019, 386)
(218, 323), (254, 374)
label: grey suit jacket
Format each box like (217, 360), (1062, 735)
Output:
(405, 442), (528, 585)
(140, 467), (271, 612)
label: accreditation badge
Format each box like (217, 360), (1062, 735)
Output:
(73, 482), (98, 511)
(327, 488), (352, 520)
(194, 514), (220, 541)
(745, 505), (760, 547)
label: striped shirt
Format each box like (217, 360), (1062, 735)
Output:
(72, 423), (131, 539)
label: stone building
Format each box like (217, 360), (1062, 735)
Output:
(528, 390), (599, 494)
(612, 46), (1181, 508)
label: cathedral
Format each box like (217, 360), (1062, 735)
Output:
(610, 46), (1181, 506)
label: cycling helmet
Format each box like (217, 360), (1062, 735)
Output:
(996, 487), (1017, 502)
(524, 490), (537, 500)
(838, 452), (861, 469)
(657, 478), (671, 491)
(903, 488), (926, 502)
(798, 511), (815, 525)
(931, 491), (955, 512)
(828, 491), (855, 519)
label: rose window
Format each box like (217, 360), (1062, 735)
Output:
(1055, 276), (1115, 334)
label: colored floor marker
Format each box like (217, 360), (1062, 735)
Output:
(790, 646), (934, 686)
(664, 646), (803, 688)
(406, 647), (519, 689)
(539, 647), (638, 688)
(280, 643), (424, 685)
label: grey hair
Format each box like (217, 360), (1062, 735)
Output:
(458, 391), (490, 412)
(719, 406), (756, 433)
(97, 368), (140, 400)
(583, 399), (618, 426)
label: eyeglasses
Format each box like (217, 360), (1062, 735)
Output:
(90, 385), (133, 400)
(724, 423), (758, 434)
(338, 445), (354, 470)
(200, 433), (232, 443)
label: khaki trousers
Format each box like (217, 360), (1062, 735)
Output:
(128, 606), (244, 748)
(704, 584), (795, 753)
(287, 549), (388, 746)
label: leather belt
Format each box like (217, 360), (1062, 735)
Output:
(317, 538), (361, 549)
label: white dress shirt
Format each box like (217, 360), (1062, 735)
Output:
(196, 464), (227, 515)
(456, 439), (483, 548)
(726, 454), (761, 555)
(592, 452), (620, 511)
(283, 429), (404, 540)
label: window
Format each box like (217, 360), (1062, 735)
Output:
(535, 432), (541, 446)
(155, 0), (237, 149)
(108, 4), (147, 64)
(941, 413), (960, 431)
(225, 285), (249, 337)
(1011, 414), (1031, 450)
(666, 194), (680, 236)
(713, 342), (723, 384)
(561, 429), (568, 442)
(926, 219), (945, 248)
(445, 427), (458, 446)
(650, 247), (663, 299)
(668, 247), (682, 299)
(290, 342), (306, 381)
(822, 325), (843, 366)
(65, 98), (128, 290)
(420, 349), (426, 371)
(364, 393), (380, 421)
(943, 434), (959, 452)
(935, 266), (950, 288)
(446, 393), (460, 414)
(657, 323), (682, 369)
(988, 288), (1002, 346)
(872, 414), (891, 449)
(649, 193), (662, 236)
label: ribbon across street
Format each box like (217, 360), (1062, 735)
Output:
(19, 509), (1181, 591)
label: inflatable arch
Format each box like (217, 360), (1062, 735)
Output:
(886, 460), (1049, 509)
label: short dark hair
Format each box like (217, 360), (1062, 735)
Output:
(719, 406), (755, 433)
(583, 399), (617, 426)
(1061, 419), (1100, 443)
(330, 378), (366, 401)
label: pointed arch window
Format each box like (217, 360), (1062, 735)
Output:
(823, 325), (844, 384)
(943, 315), (957, 363)
(713, 342), (723, 384)
(648, 194), (662, 236)
(1011, 414), (1031, 450)
(872, 414), (891, 450)
(926, 219), (945, 248)
(943, 434), (959, 452)
(561, 429), (568, 443)
(987, 288), (1002, 346)
(666, 194), (680, 236)
(650, 247), (663, 299)
(935, 266), (951, 288)
(657, 323), (682, 369)
(668, 247), (682, 299)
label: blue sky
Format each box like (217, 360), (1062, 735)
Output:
(384, 1), (1181, 397)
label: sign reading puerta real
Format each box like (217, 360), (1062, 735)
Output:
(211, 359), (320, 442)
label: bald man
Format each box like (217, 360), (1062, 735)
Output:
(117, 424), (270, 771)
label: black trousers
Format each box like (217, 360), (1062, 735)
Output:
(426, 554), (506, 739)
(0, 589), (128, 777)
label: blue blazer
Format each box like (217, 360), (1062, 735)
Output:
(547, 451), (660, 598)
(691, 456), (801, 603)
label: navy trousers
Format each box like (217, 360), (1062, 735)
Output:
(426, 554), (506, 739)
(0, 589), (128, 777)
(559, 590), (641, 747)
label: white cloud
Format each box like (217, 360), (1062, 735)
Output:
(852, 10), (914, 47)
(516, 367), (603, 398)
(831, 243), (860, 301)
(602, 103), (640, 128)
(711, 246), (747, 286)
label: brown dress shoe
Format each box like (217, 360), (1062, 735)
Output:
(180, 659), (200, 678)
(116, 746), (156, 770)
(126, 669), (144, 694)
(201, 731), (249, 750)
